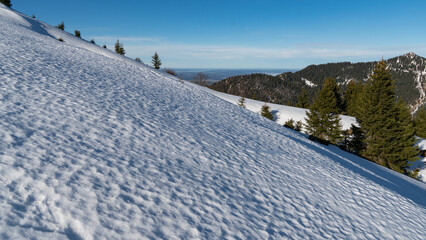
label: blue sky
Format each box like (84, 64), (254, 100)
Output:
(13, 0), (426, 69)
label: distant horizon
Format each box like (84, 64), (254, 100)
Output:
(13, 1), (426, 68)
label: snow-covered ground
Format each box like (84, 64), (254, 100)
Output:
(0, 4), (425, 239)
(204, 88), (426, 182)
(204, 87), (357, 129)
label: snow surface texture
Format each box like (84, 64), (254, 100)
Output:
(0, 5), (425, 239)
(205, 88), (426, 183)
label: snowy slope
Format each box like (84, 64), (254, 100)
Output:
(0, 5), (425, 240)
(204, 88), (426, 183)
(203, 88), (357, 129)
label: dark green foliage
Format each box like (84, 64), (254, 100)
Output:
(305, 78), (343, 144)
(296, 88), (310, 108)
(74, 30), (81, 38)
(151, 52), (161, 69)
(135, 57), (142, 63)
(57, 21), (65, 30)
(294, 121), (303, 132)
(284, 119), (295, 129)
(114, 40), (125, 55)
(209, 73), (310, 106)
(90, 39), (95, 44)
(237, 96), (246, 108)
(357, 61), (419, 173)
(58, 38), (63, 42)
(342, 124), (365, 154)
(344, 80), (364, 117)
(1, 0), (11, 7)
(414, 106), (426, 138)
(261, 104), (273, 120)
(308, 135), (329, 145)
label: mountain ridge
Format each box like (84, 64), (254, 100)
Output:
(210, 53), (426, 112)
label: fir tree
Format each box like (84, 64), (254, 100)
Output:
(261, 104), (273, 120)
(392, 100), (420, 171)
(1, 0), (11, 7)
(114, 40), (125, 55)
(344, 80), (364, 117)
(357, 61), (419, 173)
(296, 88), (310, 108)
(152, 52), (162, 69)
(305, 78), (342, 144)
(346, 124), (365, 154)
(414, 106), (426, 138)
(284, 119), (295, 129)
(294, 121), (303, 132)
(135, 57), (142, 63)
(74, 30), (81, 38)
(57, 21), (65, 30)
(237, 96), (246, 108)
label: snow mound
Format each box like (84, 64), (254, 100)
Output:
(0, 5), (425, 239)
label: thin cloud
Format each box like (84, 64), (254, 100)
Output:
(91, 36), (161, 42)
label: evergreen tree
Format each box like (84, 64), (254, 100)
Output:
(284, 119), (295, 129)
(151, 52), (162, 69)
(1, 0), (11, 7)
(294, 121), (303, 132)
(114, 40), (125, 55)
(357, 61), (419, 173)
(296, 88), (310, 108)
(135, 57), (142, 63)
(261, 104), (273, 120)
(346, 124), (365, 154)
(392, 100), (420, 171)
(57, 21), (65, 30)
(344, 80), (364, 117)
(237, 96), (246, 108)
(305, 78), (342, 144)
(75, 30), (81, 38)
(414, 106), (426, 138)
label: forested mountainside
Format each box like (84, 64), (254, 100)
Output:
(210, 52), (426, 111)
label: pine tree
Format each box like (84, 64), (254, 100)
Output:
(261, 104), (273, 120)
(344, 80), (364, 117)
(305, 78), (342, 144)
(114, 40), (125, 55)
(1, 0), (11, 7)
(237, 96), (246, 108)
(392, 100), (420, 171)
(296, 88), (310, 108)
(135, 57), (142, 63)
(75, 30), (81, 38)
(152, 52), (162, 69)
(414, 106), (426, 138)
(357, 61), (419, 173)
(284, 119), (295, 129)
(346, 124), (365, 154)
(57, 21), (65, 30)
